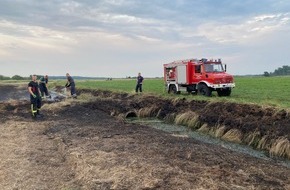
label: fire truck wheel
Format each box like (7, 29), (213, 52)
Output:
(217, 88), (231, 96)
(198, 84), (212, 96)
(169, 85), (177, 94)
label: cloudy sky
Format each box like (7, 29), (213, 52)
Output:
(1, 0), (290, 77)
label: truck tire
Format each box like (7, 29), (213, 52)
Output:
(198, 84), (212, 96)
(168, 84), (177, 94)
(217, 88), (231, 96)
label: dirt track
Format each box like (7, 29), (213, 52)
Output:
(0, 84), (290, 189)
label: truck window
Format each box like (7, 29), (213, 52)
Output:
(204, 63), (224, 72)
(204, 64), (213, 72)
(195, 65), (201, 73)
(213, 64), (224, 72)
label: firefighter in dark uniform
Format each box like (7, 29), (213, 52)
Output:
(28, 74), (42, 118)
(39, 75), (51, 98)
(135, 72), (144, 93)
(65, 73), (77, 98)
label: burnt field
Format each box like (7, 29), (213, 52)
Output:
(0, 84), (290, 189)
(79, 88), (290, 160)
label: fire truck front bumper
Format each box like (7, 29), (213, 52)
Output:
(209, 83), (236, 89)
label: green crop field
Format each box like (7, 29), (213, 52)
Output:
(49, 75), (290, 109)
(230, 76), (290, 108)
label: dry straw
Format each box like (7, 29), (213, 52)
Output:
(243, 130), (261, 147)
(214, 125), (226, 138)
(257, 135), (272, 150)
(174, 111), (201, 129)
(198, 124), (209, 133)
(269, 137), (290, 159)
(171, 97), (184, 106)
(221, 129), (243, 143)
(138, 106), (160, 118)
(41, 100), (72, 112)
(77, 92), (99, 102)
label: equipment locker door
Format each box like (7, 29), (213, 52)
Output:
(177, 65), (186, 84)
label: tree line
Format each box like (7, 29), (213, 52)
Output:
(0, 74), (108, 80)
(264, 65), (290, 77)
(0, 75), (30, 80)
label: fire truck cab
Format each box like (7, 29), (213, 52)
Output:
(164, 58), (235, 96)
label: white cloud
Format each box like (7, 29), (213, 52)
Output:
(104, 0), (129, 6)
(135, 35), (161, 43)
(197, 13), (290, 44)
(0, 19), (77, 56)
(59, 1), (82, 15)
(58, 1), (157, 26)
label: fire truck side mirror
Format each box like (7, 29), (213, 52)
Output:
(224, 64), (227, 72)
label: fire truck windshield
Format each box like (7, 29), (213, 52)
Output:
(204, 63), (224, 73)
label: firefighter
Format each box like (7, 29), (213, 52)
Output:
(65, 73), (77, 98)
(135, 72), (144, 93)
(28, 74), (42, 118)
(39, 75), (51, 98)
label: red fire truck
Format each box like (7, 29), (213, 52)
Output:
(164, 58), (235, 96)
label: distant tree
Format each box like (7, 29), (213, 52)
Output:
(272, 65), (290, 76)
(263, 71), (270, 77)
(11, 75), (24, 80)
(0, 75), (11, 80)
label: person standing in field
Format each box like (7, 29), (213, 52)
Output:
(65, 73), (77, 98)
(39, 75), (51, 99)
(28, 74), (42, 118)
(135, 72), (144, 93)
